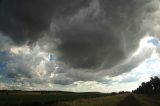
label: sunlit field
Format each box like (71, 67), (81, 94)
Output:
(58, 94), (128, 106)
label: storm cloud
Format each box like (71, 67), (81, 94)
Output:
(0, 0), (90, 45)
(50, 0), (153, 69)
(0, 0), (160, 87)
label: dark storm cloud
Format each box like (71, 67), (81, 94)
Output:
(0, 0), (158, 79)
(55, 23), (125, 69)
(98, 0), (150, 52)
(0, 0), (90, 45)
(52, 0), (152, 69)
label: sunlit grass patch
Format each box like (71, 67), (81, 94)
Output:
(58, 94), (128, 106)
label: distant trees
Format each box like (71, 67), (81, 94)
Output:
(118, 91), (130, 94)
(133, 76), (160, 95)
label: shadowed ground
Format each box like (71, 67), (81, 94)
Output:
(118, 94), (141, 106)
(1, 92), (160, 106)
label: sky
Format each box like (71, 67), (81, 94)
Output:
(0, 0), (160, 92)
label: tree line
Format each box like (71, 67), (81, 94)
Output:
(133, 76), (160, 95)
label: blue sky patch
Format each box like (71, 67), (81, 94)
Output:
(48, 54), (57, 61)
(147, 38), (159, 46)
(0, 51), (9, 56)
(0, 61), (7, 70)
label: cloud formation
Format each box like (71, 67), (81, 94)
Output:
(46, 0), (153, 69)
(0, 0), (90, 45)
(0, 0), (160, 90)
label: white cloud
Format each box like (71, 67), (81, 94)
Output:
(103, 49), (160, 92)
(70, 81), (107, 92)
(0, 82), (9, 90)
(1, 36), (160, 92)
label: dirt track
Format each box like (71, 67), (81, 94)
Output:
(118, 94), (141, 106)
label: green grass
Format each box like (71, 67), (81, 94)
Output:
(134, 94), (160, 106)
(0, 93), (108, 106)
(1, 92), (160, 106)
(58, 94), (128, 106)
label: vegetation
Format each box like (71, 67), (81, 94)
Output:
(1, 90), (160, 106)
(134, 94), (160, 106)
(58, 94), (128, 106)
(0, 91), (109, 106)
(133, 76), (160, 95)
(132, 76), (160, 106)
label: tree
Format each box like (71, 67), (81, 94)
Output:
(133, 76), (160, 95)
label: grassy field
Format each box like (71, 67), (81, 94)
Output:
(0, 92), (109, 106)
(58, 94), (128, 106)
(57, 94), (160, 106)
(0, 92), (160, 106)
(134, 94), (160, 106)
